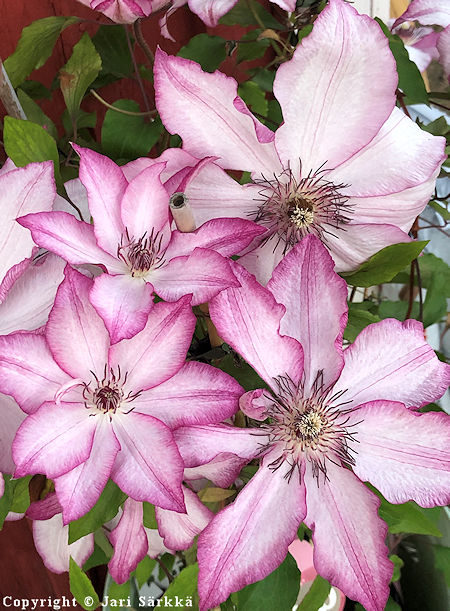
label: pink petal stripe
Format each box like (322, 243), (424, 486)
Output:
(109, 498), (148, 584)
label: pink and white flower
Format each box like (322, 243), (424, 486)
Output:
(75, 0), (153, 24)
(154, 0), (446, 283)
(0, 265), (242, 523)
(19, 146), (264, 343)
(174, 235), (450, 611)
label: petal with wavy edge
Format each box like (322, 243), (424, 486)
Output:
(0, 394), (25, 473)
(239, 388), (273, 421)
(268, 236), (348, 390)
(55, 415), (121, 524)
(335, 318), (450, 409)
(305, 461), (392, 611)
(0, 162), (55, 288)
(150, 248), (238, 306)
(0, 254), (36, 304)
(109, 296), (195, 391)
(12, 402), (97, 478)
(132, 361), (241, 427)
(274, 0), (396, 174)
(146, 528), (172, 557)
(174, 424), (265, 468)
(321, 223), (411, 273)
(185, 453), (250, 489)
(46, 266), (109, 380)
(328, 108), (445, 196)
(89, 274), (154, 345)
(166, 218), (266, 259)
(187, 0), (237, 26)
(0, 254), (65, 336)
(73, 144), (127, 255)
(33, 513), (94, 574)
(198, 460), (306, 611)
(394, 0), (450, 27)
(109, 498), (148, 584)
(0, 333), (69, 414)
(111, 412), (185, 512)
(123, 148), (193, 183)
(351, 401), (450, 507)
(238, 236), (286, 286)
(156, 486), (213, 550)
(120, 163), (171, 244)
(209, 263), (303, 391)
(154, 49), (279, 175)
(17, 211), (125, 273)
(347, 167), (440, 233)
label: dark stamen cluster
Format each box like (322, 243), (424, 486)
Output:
(118, 228), (167, 276)
(251, 162), (352, 254)
(83, 365), (142, 418)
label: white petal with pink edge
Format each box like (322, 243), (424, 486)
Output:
(109, 498), (148, 584)
(305, 461), (392, 611)
(210, 262), (304, 390)
(274, 0), (396, 174)
(198, 460), (306, 611)
(109, 296), (195, 391)
(132, 361), (242, 428)
(111, 411), (185, 512)
(351, 401), (450, 507)
(0, 394), (25, 473)
(268, 236), (348, 390)
(334, 318), (450, 408)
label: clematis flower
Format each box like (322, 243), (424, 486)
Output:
(19, 145), (264, 343)
(389, 20), (440, 72)
(154, 0), (446, 283)
(75, 0), (153, 23)
(173, 236), (450, 611)
(0, 265), (242, 523)
(393, 0), (450, 29)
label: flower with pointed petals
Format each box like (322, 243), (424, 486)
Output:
(154, 0), (446, 283)
(19, 145), (264, 343)
(0, 265), (242, 524)
(173, 235), (450, 611)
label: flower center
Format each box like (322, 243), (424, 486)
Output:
(118, 229), (166, 277)
(82, 366), (142, 417)
(256, 372), (359, 482)
(251, 165), (351, 253)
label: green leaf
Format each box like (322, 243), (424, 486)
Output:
(164, 563), (199, 602)
(92, 25), (133, 78)
(378, 497), (442, 536)
(378, 300), (420, 322)
(237, 553), (300, 610)
(10, 476), (32, 513)
(107, 577), (131, 600)
(69, 480), (126, 544)
(135, 556), (157, 588)
(178, 34), (227, 72)
(0, 475), (14, 529)
(429, 200), (450, 221)
(60, 32), (102, 120)
(375, 18), (428, 104)
(297, 575), (330, 610)
(69, 557), (100, 610)
(390, 554), (404, 582)
(101, 100), (163, 162)
(217, 353), (267, 392)
(250, 68), (275, 92)
(83, 544), (110, 572)
(238, 81), (268, 116)
(418, 116), (449, 137)
(344, 305), (381, 342)
(4, 17), (79, 88)
(62, 109), (97, 136)
(423, 271), (448, 328)
(3, 116), (61, 186)
(142, 502), (158, 529)
(220, 0), (283, 30)
(19, 80), (52, 100)
(297, 25), (313, 43)
(236, 31), (270, 63)
(434, 544), (450, 587)
(17, 89), (58, 139)
(341, 241), (428, 287)
(391, 253), (450, 297)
